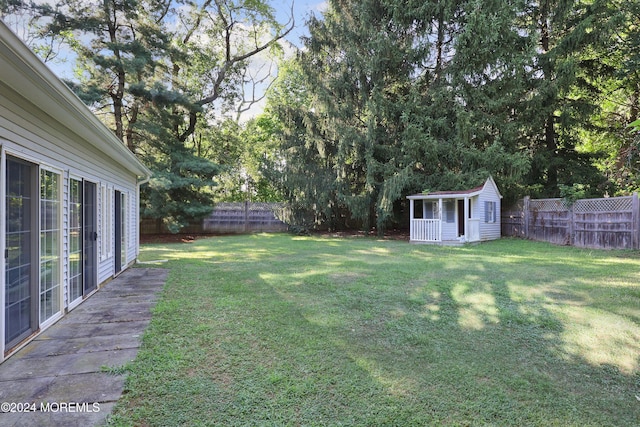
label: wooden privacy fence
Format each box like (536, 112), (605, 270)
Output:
(141, 202), (287, 235)
(502, 193), (640, 250)
(203, 202), (287, 233)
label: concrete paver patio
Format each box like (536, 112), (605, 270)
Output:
(0, 267), (168, 427)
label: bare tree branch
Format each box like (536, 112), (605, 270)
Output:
(235, 61), (277, 122)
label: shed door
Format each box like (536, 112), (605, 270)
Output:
(457, 200), (465, 237)
(5, 156), (39, 348)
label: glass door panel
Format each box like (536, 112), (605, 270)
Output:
(83, 181), (97, 294)
(5, 157), (38, 347)
(39, 169), (61, 323)
(68, 179), (83, 302)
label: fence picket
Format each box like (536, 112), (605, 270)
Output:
(142, 202), (288, 235)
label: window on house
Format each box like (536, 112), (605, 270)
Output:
(485, 201), (496, 223)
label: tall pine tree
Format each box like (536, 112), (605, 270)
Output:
(272, 0), (532, 232)
(12, 0), (293, 231)
(519, 0), (610, 197)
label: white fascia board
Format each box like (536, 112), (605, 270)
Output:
(407, 190), (483, 200)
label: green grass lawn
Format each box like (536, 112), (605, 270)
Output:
(109, 235), (640, 426)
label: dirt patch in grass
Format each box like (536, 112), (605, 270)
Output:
(140, 233), (220, 244)
(316, 229), (409, 240)
(141, 229), (410, 244)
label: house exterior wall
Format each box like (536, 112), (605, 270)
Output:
(0, 87), (141, 358)
(477, 181), (501, 241)
(0, 22), (149, 362)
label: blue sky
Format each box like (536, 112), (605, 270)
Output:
(273, 0), (327, 48)
(7, 0), (328, 119)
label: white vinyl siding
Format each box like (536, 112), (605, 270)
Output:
(478, 180), (501, 241)
(125, 190), (136, 265)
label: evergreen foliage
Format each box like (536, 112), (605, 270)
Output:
(271, 0), (533, 233)
(268, 0), (637, 233)
(577, 0), (640, 193)
(6, 0), (639, 233)
(8, 0), (292, 232)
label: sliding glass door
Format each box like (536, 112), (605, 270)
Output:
(68, 179), (83, 303)
(83, 181), (97, 294)
(69, 178), (98, 305)
(5, 157), (38, 348)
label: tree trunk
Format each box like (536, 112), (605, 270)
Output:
(540, 0), (558, 194)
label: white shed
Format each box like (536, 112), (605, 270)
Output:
(407, 176), (502, 244)
(0, 22), (151, 362)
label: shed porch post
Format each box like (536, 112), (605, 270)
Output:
(464, 196), (469, 242)
(409, 198), (414, 240)
(438, 198), (443, 241)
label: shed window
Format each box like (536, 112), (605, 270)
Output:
(444, 201), (455, 223)
(423, 201), (439, 219)
(485, 201), (496, 223)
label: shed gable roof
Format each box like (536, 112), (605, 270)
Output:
(407, 176), (502, 200)
(0, 21), (150, 179)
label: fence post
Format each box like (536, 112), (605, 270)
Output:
(633, 192), (639, 250)
(244, 201), (249, 233)
(568, 203), (574, 247)
(523, 196), (530, 239)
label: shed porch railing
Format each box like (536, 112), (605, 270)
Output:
(410, 219), (441, 242)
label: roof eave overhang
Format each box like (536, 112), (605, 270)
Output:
(407, 190), (482, 200)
